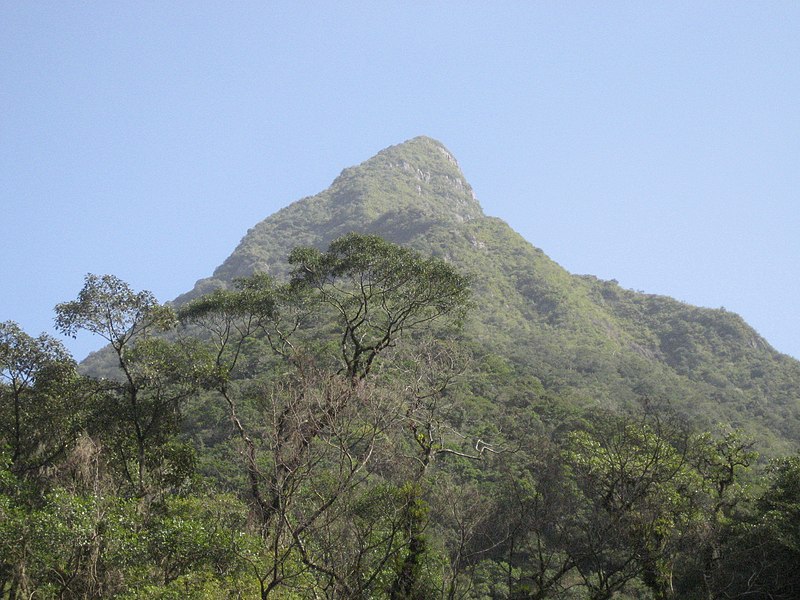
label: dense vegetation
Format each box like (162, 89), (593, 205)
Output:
(4, 138), (799, 598)
(167, 137), (800, 456)
(2, 234), (799, 599)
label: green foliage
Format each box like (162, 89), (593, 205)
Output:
(55, 274), (176, 350)
(715, 454), (800, 599)
(288, 232), (471, 379)
(54, 276), (204, 499)
(0, 321), (86, 476)
(5, 136), (800, 598)
(564, 416), (702, 598)
(4, 264), (800, 599)
(169, 137), (800, 456)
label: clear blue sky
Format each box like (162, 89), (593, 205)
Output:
(2, 2), (799, 360)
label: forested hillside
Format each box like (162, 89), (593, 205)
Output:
(3, 137), (799, 599)
(172, 136), (800, 454)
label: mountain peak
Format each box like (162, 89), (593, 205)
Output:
(377, 135), (460, 165)
(177, 138), (485, 300)
(327, 135), (482, 222)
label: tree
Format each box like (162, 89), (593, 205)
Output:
(563, 413), (700, 600)
(180, 234), (472, 598)
(288, 233), (471, 381)
(748, 454), (800, 599)
(382, 340), (490, 600)
(0, 321), (84, 477)
(490, 438), (580, 600)
(55, 274), (199, 498)
(0, 325), (115, 599)
(709, 454), (800, 600)
(683, 428), (756, 599)
(55, 274), (176, 353)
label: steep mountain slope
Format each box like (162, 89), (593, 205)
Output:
(176, 136), (483, 300)
(173, 136), (800, 452)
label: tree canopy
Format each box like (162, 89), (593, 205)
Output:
(1, 235), (798, 599)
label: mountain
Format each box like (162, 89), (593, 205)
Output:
(157, 137), (800, 453)
(44, 134), (800, 599)
(175, 136), (484, 300)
